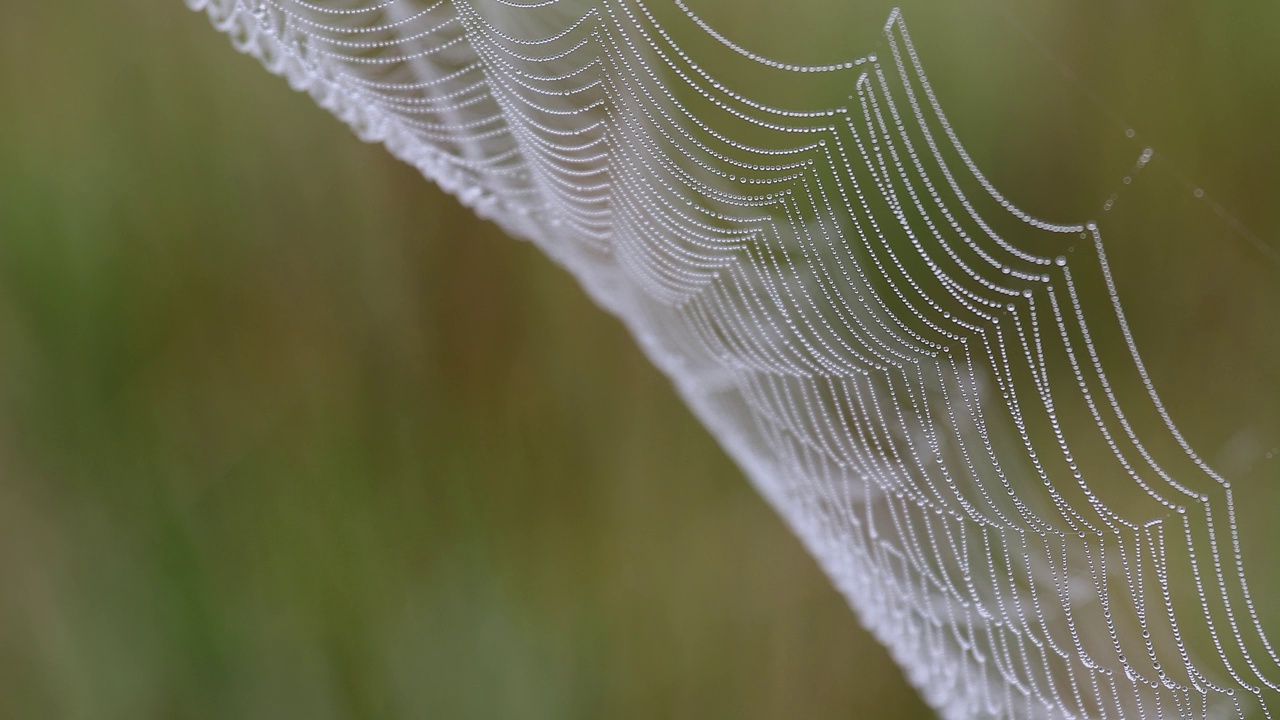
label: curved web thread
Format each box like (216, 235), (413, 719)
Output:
(188, 0), (1279, 716)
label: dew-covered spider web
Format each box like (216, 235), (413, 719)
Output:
(188, 0), (1280, 716)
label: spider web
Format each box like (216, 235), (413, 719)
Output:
(188, 0), (1280, 716)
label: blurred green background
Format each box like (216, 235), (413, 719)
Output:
(1, 1), (1278, 718)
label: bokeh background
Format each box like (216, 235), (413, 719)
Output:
(1, 1), (1278, 718)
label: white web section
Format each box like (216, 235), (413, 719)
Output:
(189, 0), (1279, 716)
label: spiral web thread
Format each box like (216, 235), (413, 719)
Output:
(190, 0), (1280, 716)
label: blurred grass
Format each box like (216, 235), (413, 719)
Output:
(4, 0), (1280, 717)
(0, 1), (931, 718)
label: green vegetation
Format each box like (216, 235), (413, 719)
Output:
(2, 1), (1278, 718)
